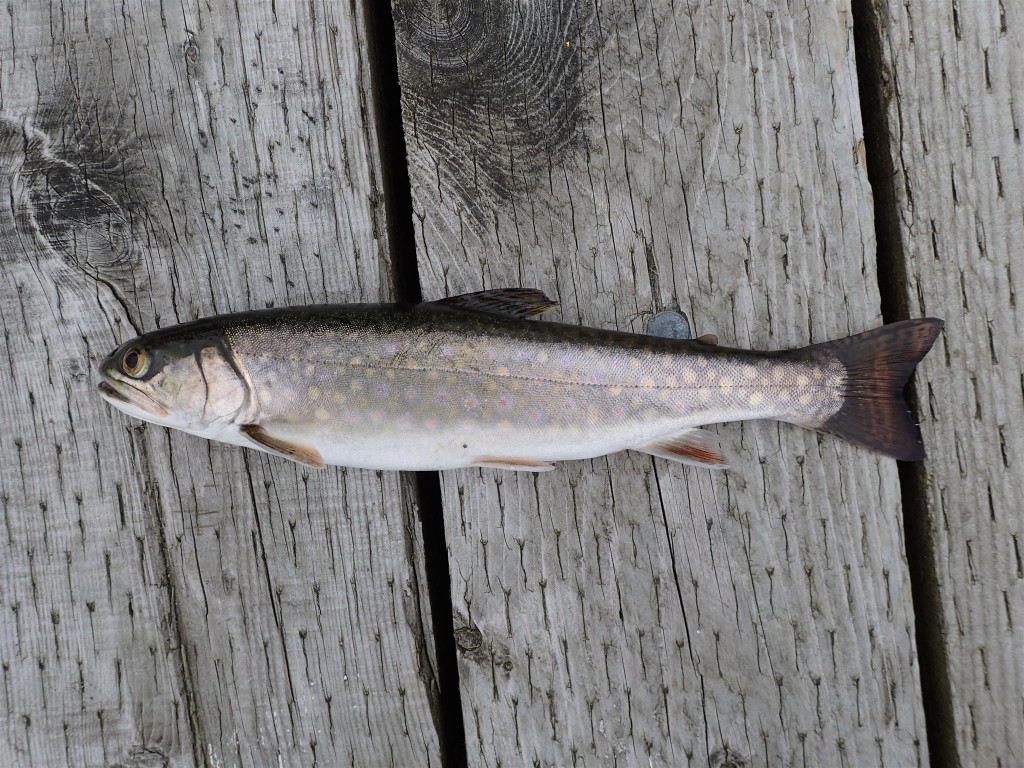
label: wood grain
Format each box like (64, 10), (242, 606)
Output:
(0, 2), (439, 766)
(395, 0), (929, 764)
(872, 0), (1024, 763)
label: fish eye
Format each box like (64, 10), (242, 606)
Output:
(121, 347), (151, 378)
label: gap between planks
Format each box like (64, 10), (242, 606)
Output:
(362, 3), (469, 766)
(851, 2), (957, 767)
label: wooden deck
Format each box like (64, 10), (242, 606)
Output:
(0, 1), (1019, 766)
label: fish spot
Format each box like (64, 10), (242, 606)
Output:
(375, 384), (389, 397)
(613, 406), (624, 416)
(385, 370), (396, 381)
(464, 395), (479, 409)
(537, 351), (549, 363)
(346, 413), (360, 424)
(319, 372), (334, 383)
(285, 389), (297, 402)
(384, 342), (399, 355)
(773, 368), (786, 382)
(309, 386), (321, 400)
(434, 390), (449, 403)
(586, 374), (598, 384)
(496, 366), (510, 376)
(333, 392), (346, 404)
(609, 385), (622, 397)
(406, 360), (420, 369)
(427, 370), (440, 381)
(697, 357), (709, 368)
(498, 419), (512, 430)
(305, 364), (316, 376)
(674, 401), (685, 411)
(682, 370), (697, 385)
(425, 418), (439, 429)
(514, 349), (530, 361)
(466, 370), (482, 382)
(559, 354), (572, 367)
(799, 393), (813, 405)
(527, 377), (544, 390)
(563, 399), (576, 411)
(315, 407), (331, 420)
(350, 357), (362, 366)
(370, 410), (384, 423)
(350, 380), (364, 392)
(719, 377), (733, 388)
(463, 419), (476, 429)
(743, 365), (757, 380)
(749, 392), (764, 406)
(484, 349), (497, 360)
(497, 395), (512, 408)
(405, 387), (418, 401)
(398, 415), (412, 428)
(797, 375), (810, 387)
(527, 411), (544, 425)
(441, 345), (454, 357)
(812, 369), (825, 381)
(698, 390), (711, 401)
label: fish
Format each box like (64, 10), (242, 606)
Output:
(96, 288), (943, 471)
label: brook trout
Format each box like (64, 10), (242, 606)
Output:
(97, 289), (942, 471)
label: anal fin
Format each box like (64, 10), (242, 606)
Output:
(241, 424), (326, 469)
(472, 456), (556, 472)
(634, 428), (730, 469)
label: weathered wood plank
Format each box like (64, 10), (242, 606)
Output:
(394, 0), (928, 764)
(872, 0), (1024, 763)
(0, 2), (439, 766)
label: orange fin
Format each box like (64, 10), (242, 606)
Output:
(634, 428), (730, 469)
(240, 424), (326, 469)
(432, 288), (558, 318)
(472, 456), (556, 472)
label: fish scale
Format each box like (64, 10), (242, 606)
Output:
(97, 289), (942, 471)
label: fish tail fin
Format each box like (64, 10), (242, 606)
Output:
(803, 318), (943, 461)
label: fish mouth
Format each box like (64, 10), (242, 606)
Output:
(97, 374), (170, 419)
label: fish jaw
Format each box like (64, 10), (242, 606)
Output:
(97, 373), (171, 422)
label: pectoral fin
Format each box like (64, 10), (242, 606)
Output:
(240, 424), (326, 469)
(472, 456), (556, 472)
(634, 428), (730, 469)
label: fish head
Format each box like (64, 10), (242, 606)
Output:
(98, 329), (247, 434)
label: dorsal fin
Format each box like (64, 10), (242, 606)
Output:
(647, 310), (692, 340)
(430, 289), (558, 318)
